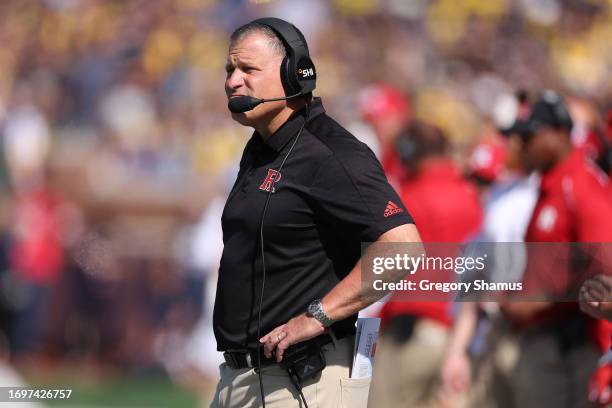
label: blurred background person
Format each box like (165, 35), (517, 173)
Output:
(369, 120), (482, 408)
(440, 95), (540, 408)
(500, 91), (612, 408)
(442, 91), (612, 408)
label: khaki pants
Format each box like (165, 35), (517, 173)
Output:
(210, 336), (370, 408)
(368, 318), (450, 408)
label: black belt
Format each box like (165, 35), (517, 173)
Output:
(223, 330), (351, 370)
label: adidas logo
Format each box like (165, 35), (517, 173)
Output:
(384, 201), (403, 218)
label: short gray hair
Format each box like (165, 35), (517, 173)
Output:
(230, 22), (287, 58)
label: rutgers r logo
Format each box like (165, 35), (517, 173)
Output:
(259, 169), (282, 193)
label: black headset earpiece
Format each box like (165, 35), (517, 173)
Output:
(253, 17), (316, 96)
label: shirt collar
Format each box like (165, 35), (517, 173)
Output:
(257, 97), (326, 153)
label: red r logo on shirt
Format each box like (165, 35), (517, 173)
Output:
(259, 169), (282, 193)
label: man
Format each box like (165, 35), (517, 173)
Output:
(440, 118), (540, 408)
(369, 121), (482, 407)
(501, 91), (612, 408)
(212, 18), (420, 408)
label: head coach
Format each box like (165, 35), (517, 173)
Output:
(211, 17), (421, 408)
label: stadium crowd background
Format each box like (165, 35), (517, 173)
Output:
(0, 0), (610, 406)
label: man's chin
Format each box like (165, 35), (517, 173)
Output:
(231, 111), (252, 126)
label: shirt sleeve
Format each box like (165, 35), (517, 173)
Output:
(309, 146), (413, 243)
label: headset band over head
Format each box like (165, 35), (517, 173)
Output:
(252, 17), (316, 96)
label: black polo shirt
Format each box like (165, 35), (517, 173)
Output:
(214, 98), (413, 351)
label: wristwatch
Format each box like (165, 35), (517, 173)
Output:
(307, 299), (334, 327)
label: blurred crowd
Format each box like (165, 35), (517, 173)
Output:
(0, 0), (610, 406)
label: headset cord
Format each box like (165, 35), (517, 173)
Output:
(287, 368), (310, 408)
(256, 101), (311, 408)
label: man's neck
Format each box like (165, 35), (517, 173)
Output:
(256, 109), (294, 140)
(255, 99), (307, 140)
(553, 139), (573, 167)
(543, 139), (574, 174)
(559, 141), (573, 160)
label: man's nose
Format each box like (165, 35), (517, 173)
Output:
(225, 70), (244, 92)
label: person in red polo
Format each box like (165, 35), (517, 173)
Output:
(502, 91), (612, 408)
(369, 121), (482, 407)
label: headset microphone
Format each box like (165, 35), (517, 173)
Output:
(228, 92), (302, 113)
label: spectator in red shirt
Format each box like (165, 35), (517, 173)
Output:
(7, 178), (69, 358)
(395, 122), (482, 243)
(369, 121), (482, 408)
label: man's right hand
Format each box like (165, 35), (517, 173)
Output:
(260, 313), (325, 363)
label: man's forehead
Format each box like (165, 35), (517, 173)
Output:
(228, 32), (279, 59)
(230, 33), (268, 53)
(226, 51), (258, 65)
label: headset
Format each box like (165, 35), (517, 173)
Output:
(228, 17), (317, 113)
(256, 17), (316, 97)
(395, 121), (448, 176)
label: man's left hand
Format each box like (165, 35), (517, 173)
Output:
(260, 313), (326, 362)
